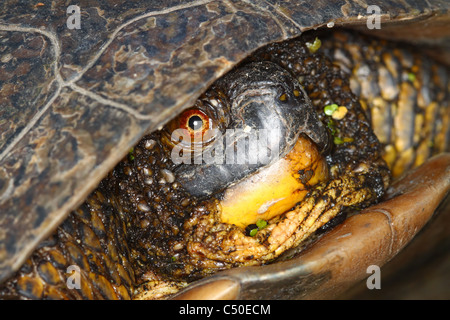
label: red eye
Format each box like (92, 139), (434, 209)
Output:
(163, 107), (219, 151)
(178, 109), (213, 141)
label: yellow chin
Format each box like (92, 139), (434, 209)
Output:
(219, 136), (329, 229)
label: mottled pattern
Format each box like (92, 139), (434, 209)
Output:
(0, 30), (57, 151)
(320, 31), (450, 176)
(0, 187), (135, 299)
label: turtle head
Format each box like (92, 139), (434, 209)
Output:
(162, 61), (330, 227)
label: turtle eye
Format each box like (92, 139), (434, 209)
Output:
(178, 109), (213, 141)
(163, 107), (220, 151)
(175, 108), (216, 144)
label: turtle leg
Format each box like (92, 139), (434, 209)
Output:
(184, 168), (385, 269)
(132, 270), (188, 300)
(319, 30), (450, 175)
(0, 188), (135, 300)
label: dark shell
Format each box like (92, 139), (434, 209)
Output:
(0, 0), (449, 283)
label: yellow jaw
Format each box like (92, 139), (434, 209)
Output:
(219, 136), (329, 228)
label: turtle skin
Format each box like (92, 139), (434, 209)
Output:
(0, 30), (448, 300)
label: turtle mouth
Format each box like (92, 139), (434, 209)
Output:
(218, 134), (329, 229)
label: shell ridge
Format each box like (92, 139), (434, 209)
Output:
(0, 24), (62, 162)
(68, 0), (216, 85)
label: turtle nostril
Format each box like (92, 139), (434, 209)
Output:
(278, 93), (288, 102)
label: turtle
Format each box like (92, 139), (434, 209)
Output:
(0, 0), (449, 300)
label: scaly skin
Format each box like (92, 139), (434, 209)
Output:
(319, 31), (450, 175)
(0, 30), (448, 299)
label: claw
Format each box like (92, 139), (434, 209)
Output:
(172, 279), (240, 300)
